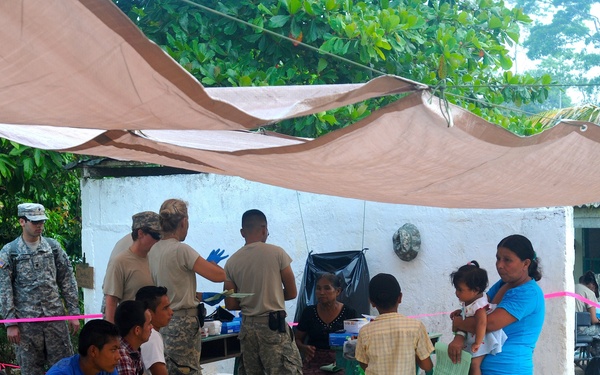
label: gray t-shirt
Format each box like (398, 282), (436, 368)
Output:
(148, 238), (200, 310)
(103, 248), (153, 301)
(575, 283), (598, 312)
(224, 241), (292, 317)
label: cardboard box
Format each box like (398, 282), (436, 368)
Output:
(221, 319), (241, 334)
(343, 318), (369, 334)
(329, 332), (354, 346)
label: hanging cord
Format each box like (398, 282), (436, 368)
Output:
(179, 0), (387, 77)
(296, 191), (310, 254)
(431, 82), (453, 127)
(361, 200), (367, 250)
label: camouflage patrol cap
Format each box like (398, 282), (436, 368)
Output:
(17, 203), (49, 221)
(132, 211), (160, 232)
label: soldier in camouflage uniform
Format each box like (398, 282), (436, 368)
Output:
(224, 209), (302, 375)
(0, 203), (80, 374)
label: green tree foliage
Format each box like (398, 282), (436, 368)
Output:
(510, 56), (574, 115)
(518, 0), (600, 105)
(0, 139), (81, 258)
(115, 0), (552, 136)
(0, 140), (82, 366)
(528, 103), (600, 131)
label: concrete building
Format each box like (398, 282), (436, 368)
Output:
(80, 169), (574, 375)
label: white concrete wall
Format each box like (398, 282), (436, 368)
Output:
(80, 173), (574, 375)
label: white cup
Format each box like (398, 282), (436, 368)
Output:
(206, 321), (222, 335)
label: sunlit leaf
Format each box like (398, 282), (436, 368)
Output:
(317, 58), (328, 72)
(268, 15), (290, 28)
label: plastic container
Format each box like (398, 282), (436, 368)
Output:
(343, 318), (368, 334)
(205, 320), (222, 335)
(221, 319), (241, 334)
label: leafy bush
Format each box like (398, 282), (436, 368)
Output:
(0, 142), (84, 370)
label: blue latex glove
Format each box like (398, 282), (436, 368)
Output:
(207, 248), (229, 264)
(202, 292), (225, 306)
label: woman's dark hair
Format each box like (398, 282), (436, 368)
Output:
(497, 234), (542, 281)
(318, 272), (342, 290)
(78, 319), (119, 356)
(450, 260), (488, 294)
(581, 270), (599, 298)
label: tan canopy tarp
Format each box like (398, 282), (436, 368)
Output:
(0, 0), (598, 208)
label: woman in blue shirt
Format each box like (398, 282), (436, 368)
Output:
(448, 234), (545, 375)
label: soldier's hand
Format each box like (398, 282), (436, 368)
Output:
(69, 320), (81, 335)
(6, 325), (20, 345)
(206, 248), (229, 264)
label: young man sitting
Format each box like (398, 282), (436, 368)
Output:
(136, 286), (174, 375)
(114, 300), (153, 375)
(46, 319), (121, 375)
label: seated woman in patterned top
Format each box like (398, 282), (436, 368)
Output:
(295, 273), (358, 374)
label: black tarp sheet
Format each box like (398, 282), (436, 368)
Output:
(294, 250), (370, 323)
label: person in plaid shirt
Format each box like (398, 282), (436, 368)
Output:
(355, 273), (434, 375)
(114, 300), (153, 375)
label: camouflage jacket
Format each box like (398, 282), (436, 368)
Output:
(0, 236), (79, 326)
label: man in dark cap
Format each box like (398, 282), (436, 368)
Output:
(103, 211), (161, 323)
(0, 202), (80, 374)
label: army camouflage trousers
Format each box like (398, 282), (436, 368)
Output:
(162, 314), (202, 375)
(237, 318), (302, 375)
(15, 321), (73, 374)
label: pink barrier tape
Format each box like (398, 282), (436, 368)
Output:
(0, 313), (103, 324)
(0, 291), (589, 372)
(0, 362), (19, 370)
(544, 291), (600, 308)
(405, 292), (596, 320)
(0, 314), (103, 370)
(408, 311), (455, 319)
(0, 363), (20, 370)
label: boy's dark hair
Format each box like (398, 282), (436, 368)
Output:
(241, 209), (267, 230)
(369, 273), (401, 310)
(78, 319), (119, 356)
(450, 260), (488, 294)
(136, 286), (168, 312)
(114, 300), (147, 337)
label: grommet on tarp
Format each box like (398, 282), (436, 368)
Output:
(393, 223), (421, 261)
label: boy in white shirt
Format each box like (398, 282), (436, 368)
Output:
(136, 286), (174, 375)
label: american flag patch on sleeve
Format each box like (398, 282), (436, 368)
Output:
(0, 259), (6, 268)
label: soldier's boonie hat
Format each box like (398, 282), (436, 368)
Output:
(132, 211), (161, 232)
(17, 203), (48, 221)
